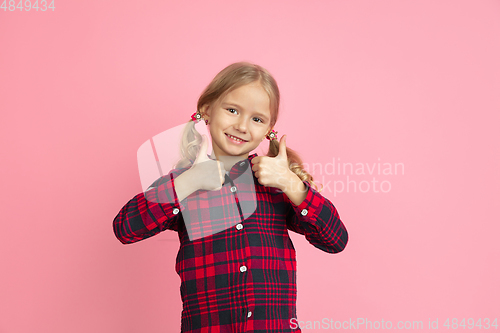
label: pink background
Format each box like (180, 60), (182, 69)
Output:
(1, 1), (499, 332)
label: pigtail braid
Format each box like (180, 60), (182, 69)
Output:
(175, 119), (203, 170)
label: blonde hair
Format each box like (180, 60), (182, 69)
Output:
(176, 61), (322, 192)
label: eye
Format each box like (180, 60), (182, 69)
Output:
(227, 108), (238, 114)
(253, 117), (263, 123)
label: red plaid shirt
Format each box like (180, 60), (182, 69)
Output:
(113, 153), (348, 333)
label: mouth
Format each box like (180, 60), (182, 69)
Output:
(225, 133), (248, 143)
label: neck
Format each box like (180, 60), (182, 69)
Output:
(211, 151), (248, 169)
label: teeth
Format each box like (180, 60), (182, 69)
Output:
(227, 134), (244, 142)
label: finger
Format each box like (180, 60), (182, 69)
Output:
(217, 161), (226, 185)
(251, 156), (262, 164)
(210, 146), (217, 161)
(277, 134), (287, 159)
(217, 160), (226, 175)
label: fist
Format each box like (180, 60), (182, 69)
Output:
(251, 135), (292, 190)
(189, 135), (226, 191)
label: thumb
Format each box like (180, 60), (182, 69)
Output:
(278, 134), (287, 159)
(194, 135), (209, 164)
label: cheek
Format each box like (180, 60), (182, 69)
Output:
(255, 127), (270, 140)
(250, 123), (268, 135)
(213, 117), (231, 130)
(209, 119), (222, 132)
(208, 125), (219, 141)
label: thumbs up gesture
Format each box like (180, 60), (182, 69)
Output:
(251, 135), (293, 191)
(188, 135), (226, 191)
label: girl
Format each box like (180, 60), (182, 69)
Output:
(113, 62), (348, 333)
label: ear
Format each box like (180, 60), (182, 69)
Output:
(200, 104), (209, 116)
(200, 104), (211, 122)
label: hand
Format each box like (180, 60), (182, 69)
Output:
(251, 135), (294, 191)
(187, 135), (226, 191)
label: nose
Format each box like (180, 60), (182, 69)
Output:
(234, 117), (248, 133)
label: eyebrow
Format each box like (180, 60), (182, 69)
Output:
(223, 102), (270, 120)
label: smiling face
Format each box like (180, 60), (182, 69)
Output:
(203, 82), (273, 160)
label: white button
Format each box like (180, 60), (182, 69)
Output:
(300, 209), (308, 216)
(239, 161), (246, 166)
(173, 208), (180, 215)
(247, 311), (252, 318)
(239, 265), (247, 272)
(236, 223), (243, 230)
(230, 186), (237, 192)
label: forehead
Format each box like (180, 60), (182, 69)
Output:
(222, 83), (271, 114)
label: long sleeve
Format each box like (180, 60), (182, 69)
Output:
(113, 171), (186, 244)
(285, 182), (348, 253)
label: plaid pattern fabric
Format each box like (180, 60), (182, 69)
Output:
(113, 153), (348, 333)
(176, 157), (258, 242)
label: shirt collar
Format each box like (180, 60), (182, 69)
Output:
(188, 153), (258, 181)
(226, 153), (258, 178)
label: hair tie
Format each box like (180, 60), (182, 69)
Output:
(266, 129), (278, 141)
(191, 111), (208, 125)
